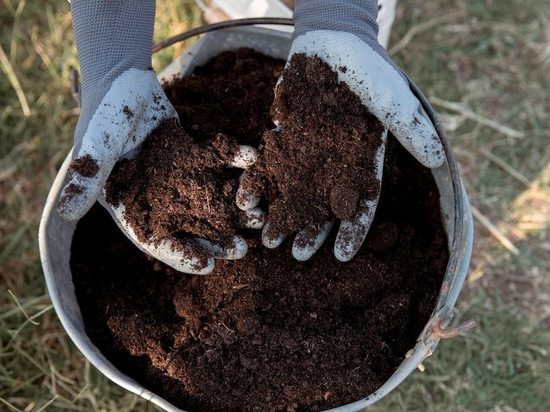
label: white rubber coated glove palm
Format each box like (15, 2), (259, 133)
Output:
(56, 0), (249, 274)
(237, 0), (445, 262)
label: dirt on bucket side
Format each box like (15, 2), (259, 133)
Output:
(71, 47), (448, 412)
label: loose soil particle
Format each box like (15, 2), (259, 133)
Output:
(71, 49), (448, 411)
(68, 154), (99, 177)
(57, 182), (85, 210)
(122, 105), (134, 120)
(243, 53), (385, 239)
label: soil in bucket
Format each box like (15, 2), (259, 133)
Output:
(71, 49), (448, 411)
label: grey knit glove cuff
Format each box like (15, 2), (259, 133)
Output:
(71, 0), (156, 150)
(293, 0), (396, 69)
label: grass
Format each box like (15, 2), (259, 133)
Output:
(371, 292), (550, 411)
(0, 0), (548, 410)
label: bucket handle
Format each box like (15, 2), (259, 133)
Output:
(152, 17), (294, 53)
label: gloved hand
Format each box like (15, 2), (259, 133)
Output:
(237, 0), (445, 262)
(56, 0), (248, 274)
(101, 142), (260, 274)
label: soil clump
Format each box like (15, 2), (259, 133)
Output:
(105, 49), (283, 249)
(242, 54), (385, 240)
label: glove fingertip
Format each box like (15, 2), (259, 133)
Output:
(395, 113), (445, 169)
(186, 257), (216, 275)
(236, 174), (261, 211)
(334, 199), (378, 262)
(177, 255), (216, 275)
(418, 136), (445, 168)
(334, 224), (358, 263)
(230, 235), (248, 260)
(229, 145), (258, 169)
(292, 245), (314, 262)
(239, 207), (266, 229)
(262, 222), (286, 249)
(153, 237), (216, 275)
(197, 236), (248, 260)
(57, 150), (116, 221)
(292, 221), (334, 262)
(56, 180), (95, 222)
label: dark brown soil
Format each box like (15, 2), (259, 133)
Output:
(72, 139), (447, 412)
(242, 54), (385, 238)
(63, 183), (84, 195)
(164, 48), (284, 146)
(330, 185), (361, 220)
(68, 154), (98, 177)
(105, 120), (241, 246)
(104, 49), (283, 249)
(70, 49), (448, 411)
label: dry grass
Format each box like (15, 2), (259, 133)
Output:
(0, 0), (548, 410)
(371, 1), (550, 409)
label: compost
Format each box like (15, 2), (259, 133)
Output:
(68, 154), (98, 178)
(242, 54), (385, 243)
(71, 49), (448, 411)
(105, 49), (283, 254)
(105, 120), (242, 250)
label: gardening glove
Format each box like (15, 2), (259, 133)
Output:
(102, 144), (261, 274)
(56, 0), (249, 274)
(237, 0), (445, 262)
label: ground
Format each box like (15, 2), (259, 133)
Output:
(0, 0), (548, 411)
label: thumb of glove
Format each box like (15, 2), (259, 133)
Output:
(56, 148), (117, 222)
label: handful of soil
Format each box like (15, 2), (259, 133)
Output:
(242, 53), (386, 240)
(71, 49), (449, 411)
(105, 122), (242, 246)
(104, 49), (283, 249)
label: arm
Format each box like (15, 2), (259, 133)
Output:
(72, 0), (156, 149)
(59, 0), (175, 221)
(58, 1), (249, 274)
